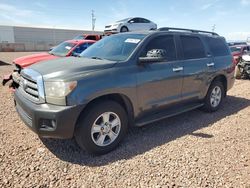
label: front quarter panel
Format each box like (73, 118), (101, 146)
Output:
(67, 64), (139, 116)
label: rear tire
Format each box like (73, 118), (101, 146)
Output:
(75, 100), (128, 155)
(202, 80), (225, 112)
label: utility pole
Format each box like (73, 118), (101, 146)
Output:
(91, 10), (96, 31)
(212, 24), (216, 32)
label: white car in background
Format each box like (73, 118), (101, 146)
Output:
(104, 17), (157, 34)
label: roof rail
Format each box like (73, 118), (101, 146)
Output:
(158, 27), (219, 36)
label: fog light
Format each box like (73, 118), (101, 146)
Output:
(39, 119), (56, 131)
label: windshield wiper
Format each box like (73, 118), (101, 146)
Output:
(91, 56), (103, 60)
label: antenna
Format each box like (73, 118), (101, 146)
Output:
(91, 10), (96, 31)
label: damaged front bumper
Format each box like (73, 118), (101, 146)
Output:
(2, 71), (21, 89)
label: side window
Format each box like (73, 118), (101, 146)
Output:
(206, 37), (229, 57)
(142, 18), (150, 23)
(141, 35), (177, 61)
(132, 18), (140, 23)
(85, 36), (96, 40)
(73, 43), (89, 54)
(180, 36), (206, 59)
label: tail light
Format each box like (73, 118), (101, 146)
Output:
(226, 56), (236, 74)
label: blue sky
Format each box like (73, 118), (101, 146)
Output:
(0, 0), (250, 40)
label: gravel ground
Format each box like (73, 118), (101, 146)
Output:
(0, 52), (249, 187)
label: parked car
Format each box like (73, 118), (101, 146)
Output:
(229, 45), (250, 64)
(2, 39), (96, 88)
(104, 17), (157, 34)
(227, 41), (247, 46)
(235, 52), (250, 79)
(73, 34), (103, 41)
(14, 28), (235, 155)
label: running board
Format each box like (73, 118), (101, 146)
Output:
(135, 103), (204, 127)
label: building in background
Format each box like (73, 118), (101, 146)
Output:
(0, 25), (102, 52)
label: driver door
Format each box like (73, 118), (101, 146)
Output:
(136, 34), (183, 116)
(127, 18), (140, 31)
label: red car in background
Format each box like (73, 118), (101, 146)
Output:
(2, 39), (95, 88)
(230, 45), (250, 64)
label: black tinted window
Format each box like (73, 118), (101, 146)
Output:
(141, 35), (176, 61)
(140, 18), (150, 23)
(180, 36), (206, 59)
(206, 37), (229, 57)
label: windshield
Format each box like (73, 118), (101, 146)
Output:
(117, 18), (131, 22)
(80, 34), (146, 61)
(230, 46), (241, 53)
(73, 35), (85, 40)
(49, 42), (76, 56)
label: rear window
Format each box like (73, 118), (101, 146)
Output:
(180, 36), (206, 59)
(206, 37), (229, 57)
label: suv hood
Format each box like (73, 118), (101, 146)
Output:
(29, 57), (116, 81)
(14, 52), (59, 68)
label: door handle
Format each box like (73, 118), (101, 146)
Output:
(207, 62), (215, 67)
(173, 67), (183, 72)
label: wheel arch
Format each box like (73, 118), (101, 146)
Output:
(210, 74), (228, 96)
(75, 93), (135, 130)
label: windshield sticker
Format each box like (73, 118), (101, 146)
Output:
(65, 46), (72, 50)
(125, 38), (141, 44)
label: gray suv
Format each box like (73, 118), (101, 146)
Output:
(14, 28), (235, 154)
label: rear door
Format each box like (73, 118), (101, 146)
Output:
(136, 34), (183, 115)
(178, 34), (211, 101)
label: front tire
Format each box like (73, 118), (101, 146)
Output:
(75, 100), (128, 155)
(235, 65), (241, 79)
(120, 26), (129, 32)
(202, 81), (225, 112)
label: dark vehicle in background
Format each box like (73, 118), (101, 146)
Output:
(14, 28), (235, 155)
(229, 45), (250, 64)
(2, 39), (95, 88)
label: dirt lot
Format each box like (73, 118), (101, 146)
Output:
(0, 52), (249, 187)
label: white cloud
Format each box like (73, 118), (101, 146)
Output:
(34, 2), (46, 8)
(0, 3), (33, 17)
(241, 0), (250, 5)
(201, 3), (213, 10)
(225, 32), (250, 41)
(109, 1), (129, 22)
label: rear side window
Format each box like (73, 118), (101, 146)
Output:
(141, 35), (177, 61)
(206, 37), (229, 57)
(180, 36), (206, 59)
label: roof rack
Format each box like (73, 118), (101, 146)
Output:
(158, 27), (219, 36)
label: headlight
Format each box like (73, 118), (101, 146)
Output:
(44, 81), (77, 105)
(113, 23), (121, 27)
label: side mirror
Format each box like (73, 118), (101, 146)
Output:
(128, 20), (134, 24)
(139, 49), (167, 64)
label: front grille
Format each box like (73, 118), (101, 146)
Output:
(19, 76), (39, 102)
(18, 69), (45, 103)
(105, 25), (111, 28)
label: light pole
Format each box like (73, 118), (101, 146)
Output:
(92, 10), (96, 31)
(212, 24), (216, 32)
